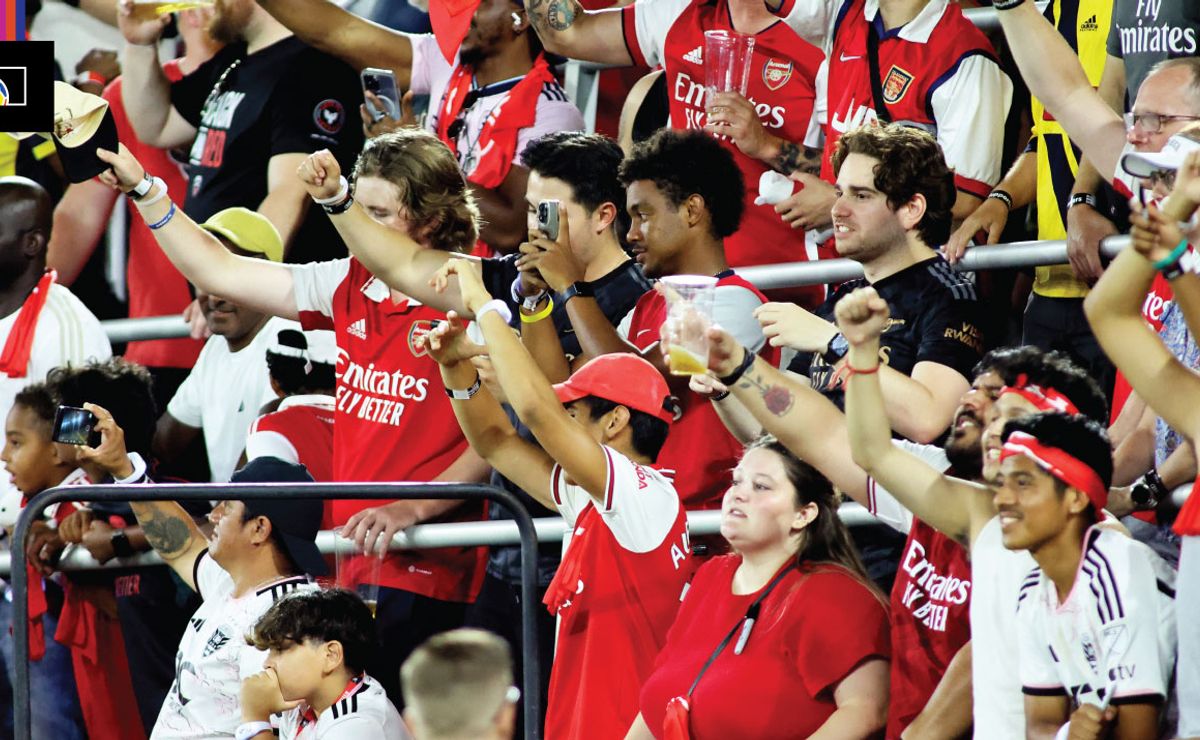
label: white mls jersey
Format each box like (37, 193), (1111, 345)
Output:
(151, 552), (317, 739)
(1017, 526), (1176, 710)
(278, 674), (410, 739)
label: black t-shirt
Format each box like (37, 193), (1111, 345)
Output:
(480, 256), (653, 585)
(170, 37), (364, 264)
(787, 255), (984, 409)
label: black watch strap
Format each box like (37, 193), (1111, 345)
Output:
(562, 281), (594, 305)
(110, 529), (135, 559)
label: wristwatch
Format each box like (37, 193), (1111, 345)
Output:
(822, 332), (849, 363)
(1130, 470), (1167, 511)
(562, 280), (594, 305)
(110, 529), (135, 559)
(125, 173), (155, 201)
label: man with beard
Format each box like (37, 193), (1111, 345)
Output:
(699, 325), (1094, 738)
(115, 0), (363, 264)
(250, 0), (583, 255)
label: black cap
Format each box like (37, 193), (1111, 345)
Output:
(231, 457), (328, 577)
(54, 106), (118, 183)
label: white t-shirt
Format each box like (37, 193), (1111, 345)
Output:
(970, 516), (1040, 739)
(166, 316), (298, 482)
(0, 283), (111, 519)
(866, 440), (951, 535)
(1018, 526), (1176, 709)
(152, 552), (317, 740)
(408, 34), (585, 179)
(277, 674), (410, 740)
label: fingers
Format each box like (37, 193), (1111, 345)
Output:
(688, 373), (726, 397)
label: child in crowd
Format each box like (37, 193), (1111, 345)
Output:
(401, 629), (518, 740)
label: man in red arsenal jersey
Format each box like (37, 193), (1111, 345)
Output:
(421, 260), (691, 740)
(526, 0), (832, 306)
(765, 0), (1012, 236)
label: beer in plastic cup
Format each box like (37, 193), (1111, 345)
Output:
(128, 0), (214, 22)
(335, 541), (384, 618)
(703, 30), (755, 97)
(661, 275), (717, 376)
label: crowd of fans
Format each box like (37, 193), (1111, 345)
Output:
(1, 0), (1199, 737)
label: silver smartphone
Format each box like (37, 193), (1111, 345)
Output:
(361, 67), (401, 121)
(537, 200), (560, 241)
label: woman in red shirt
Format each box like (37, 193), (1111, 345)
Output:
(628, 437), (891, 739)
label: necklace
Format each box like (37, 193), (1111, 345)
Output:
(199, 57), (243, 126)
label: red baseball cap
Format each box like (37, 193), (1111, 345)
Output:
(429, 0), (483, 64)
(553, 354), (676, 424)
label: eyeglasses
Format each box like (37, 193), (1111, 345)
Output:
(1123, 112), (1200, 134)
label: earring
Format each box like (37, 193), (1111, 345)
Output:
(511, 11), (522, 28)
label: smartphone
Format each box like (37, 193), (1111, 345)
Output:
(537, 200), (560, 242)
(52, 406), (101, 447)
(361, 67), (401, 121)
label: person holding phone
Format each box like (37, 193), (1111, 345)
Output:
(252, 0), (584, 255)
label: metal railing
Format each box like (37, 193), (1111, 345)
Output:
(102, 235), (1132, 343)
(11, 483), (544, 740)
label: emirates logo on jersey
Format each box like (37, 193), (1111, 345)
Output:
(882, 65), (915, 104)
(762, 59), (793, 91)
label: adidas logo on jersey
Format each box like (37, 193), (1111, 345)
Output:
(1080, 13), (1099, 31)
(683, 46), (703, 65)
(347, 318), (368, 340)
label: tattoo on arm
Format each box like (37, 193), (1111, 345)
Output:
(131, 503), (195, 561)
(739, 368), (796, 417)
(545, 0), (580, 31)
(773, 141), (822, 176)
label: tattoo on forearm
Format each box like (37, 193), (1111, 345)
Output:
(545, 0), (580, 31)
(773, 142), (822, 176)
(132, 504), (193, 559)
(739, 369), (795, 417)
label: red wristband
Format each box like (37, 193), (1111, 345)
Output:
(845, 363), (880, 376)
(73, 71), (107, 89)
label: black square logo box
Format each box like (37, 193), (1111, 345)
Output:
(0, 40), (54, 134)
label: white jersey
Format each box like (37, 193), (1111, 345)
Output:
(866, 440), (951, 534)
(151, 552), (317, 740)
(166, 316), (298, 482)
(970, 516), (1038, 739)
(277, 674), (410, 740)
(1017, 526), (1176, 710)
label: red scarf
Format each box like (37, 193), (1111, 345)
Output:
(0, 270), (56, 378)
(542, 505), (596, 616)
(436, 55), (554, 189)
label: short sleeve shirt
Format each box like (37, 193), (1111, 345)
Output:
(788, 256), (983, 410)
(151, 552), (317, 740)
(1107, 0), (1200, 101)
(276, 674), (409, 739)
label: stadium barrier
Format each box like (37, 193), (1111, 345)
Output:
(10, 483), (544, 740)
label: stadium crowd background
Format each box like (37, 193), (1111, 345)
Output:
(1, 0), (1199, 737)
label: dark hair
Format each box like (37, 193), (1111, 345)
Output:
(46, 358), (157, 458)
(521, 131), (631, 239)
(1001, 412), (1113, 491)
(352, 129), (480, 253)
(266, 330), (335, 395)
(973, 346), (1108, 424)
(12, 382), (57, 435)
(246, 589), (378, 674)
(618, 129), (745, 239)
(831, 124), (956, 248)
(744, 436), (875, 588)
(237, 505), (302, 576)
(579, 395), (670, 461)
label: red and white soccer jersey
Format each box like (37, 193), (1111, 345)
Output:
(291, 258), (486, 602)
(1017, 526), (1176, 709)
(774, 0), (1011, 201)
(246, 394), (335, 482)
(866, 440), (972, 738)
(622, 0), (830, 304)
(544, 445), (692, 740)
(620, 271), (778, 508)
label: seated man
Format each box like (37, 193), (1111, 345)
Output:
(401, 629), (517, 740)
(422, 260), (691, 740)
(240, 589), (408, 739)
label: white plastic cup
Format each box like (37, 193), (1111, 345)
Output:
(660, 275), (718, 376)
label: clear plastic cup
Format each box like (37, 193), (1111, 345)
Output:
(128, 0), (214, 22)
(660, 275), (717, 376)
(704, 30), (756, 97)
(335, 543), (383, 618)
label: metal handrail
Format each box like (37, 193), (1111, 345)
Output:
(11, 483), (543, 740)
(101, 235), (1132, 343)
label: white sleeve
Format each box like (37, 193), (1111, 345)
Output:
(595, 447), (680, 553)
(289, 259), (351, 327)
(617, 306), (636, 341)
(773, 0), (841, 52)
(166, 341), (213, 428)
(407, 34), (449, 97)
(866, 440), (951, 533)
(1104, 539), (1175, 703)
(317, 716), (391, 739)
(629, 0), (691, 67)
(244, 429), (301, 465)
(1017, 583), (1067, 696)
(515, 99), (585, 159)
(929, 54), (1013, 198)
(712, 285), (767, 353)
(804, 58), (828, 149)
(194, 550), (235, 601)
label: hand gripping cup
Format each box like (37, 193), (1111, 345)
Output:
(703, 30), (756, 98)
(661, 275), (717, 376)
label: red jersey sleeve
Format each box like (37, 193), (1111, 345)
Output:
(791, 568), (891, 698)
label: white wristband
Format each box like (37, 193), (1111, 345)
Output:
(476, 299), (513, 324)
(311, 176), (349, 206)
(1054, 721), (1070, 740)
(235, 721), (273, 740)
(139, 177), (169, 208)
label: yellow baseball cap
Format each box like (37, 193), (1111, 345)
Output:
(199, 207), (284, 263)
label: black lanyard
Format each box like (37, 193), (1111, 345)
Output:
(684, 563), (798, 698)
(866, 20), (893, 124)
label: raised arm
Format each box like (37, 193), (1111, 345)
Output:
(96, 145), (300, 321)
(47, 180), (119, 285)
(255, 0), (415, 85)
(297, 150), (465, 312)
(117, 1), (199, 148)
(839, 287), (995, 546)
(526, 0), (632, 66)
(992, 0), (1126, 179)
